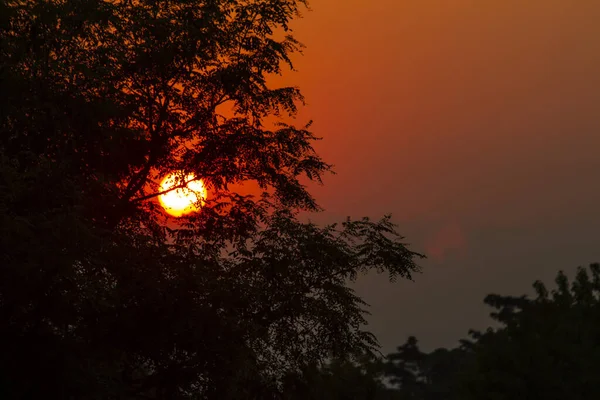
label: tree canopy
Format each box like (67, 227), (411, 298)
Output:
(457, 263), (600, 400)
(0, 0), (424, 398)
(376, 264), (600, 400)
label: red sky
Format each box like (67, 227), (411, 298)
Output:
(275, 0), (600, 352)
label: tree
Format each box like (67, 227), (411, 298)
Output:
(282, 353), (400, 400)
(384, 336), (472, 400)
(456, 263), (600, 400)
(381, 264), (600, 400)
(0, 0), (424, 398)
(419, 346), (474, 400)
(385, 336), (426, 398)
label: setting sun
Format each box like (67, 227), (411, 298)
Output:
(158, 172), (207, 217)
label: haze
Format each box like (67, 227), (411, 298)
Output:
(281, 0), (600, 352)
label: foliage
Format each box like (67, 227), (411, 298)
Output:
(385, 336), (425, 397)
(0, 0), (424, 398)
(281, 353), (400, 400)
(384, 336), (472, 400)
(457, 263), (600, 400)
(380, 264), (600, 400)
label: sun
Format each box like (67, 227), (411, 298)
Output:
(158, 171), (207, 217)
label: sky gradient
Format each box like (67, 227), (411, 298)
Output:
(278, 0), (600, 353)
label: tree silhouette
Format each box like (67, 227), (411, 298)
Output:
(384, 336), (473, 400)
(381, 264), (600, 400)
(456, 263), (600, 400)
(0, 0), (424, 398)
(281, 353), (400, 400)
(385, 336), (426, 398)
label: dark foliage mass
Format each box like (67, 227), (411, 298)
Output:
(0, 0), (424, 398)
(307, 264), (600, 400)
(458, 263), (600, 400)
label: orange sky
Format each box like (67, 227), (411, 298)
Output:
(274, 0), (600, 352)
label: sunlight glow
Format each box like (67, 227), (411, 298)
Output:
(158, 172), (207, 217)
